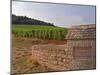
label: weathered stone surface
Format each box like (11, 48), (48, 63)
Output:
(66, 24), (96, 39)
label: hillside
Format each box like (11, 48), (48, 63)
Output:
(12, 14), (54, 26)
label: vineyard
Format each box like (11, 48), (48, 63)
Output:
(12, 24), (68, 74)
(12, 24), (68, 40)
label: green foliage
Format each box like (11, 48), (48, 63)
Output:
(12, 14), (54, 26)
(12, 24), (68, 40)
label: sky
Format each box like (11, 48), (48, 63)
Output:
(12, 1), (96, 27)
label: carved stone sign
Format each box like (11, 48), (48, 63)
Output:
(73, 47), (91, 60)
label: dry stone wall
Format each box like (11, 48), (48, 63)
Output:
(32, 45), (79, 71)
(32, 24), (96, 71)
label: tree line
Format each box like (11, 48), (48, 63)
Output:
(12, 14), (55, 26)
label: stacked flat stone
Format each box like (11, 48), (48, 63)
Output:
(66, 24), (96, 39)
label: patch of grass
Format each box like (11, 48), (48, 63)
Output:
(12, 55), (40, 74)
